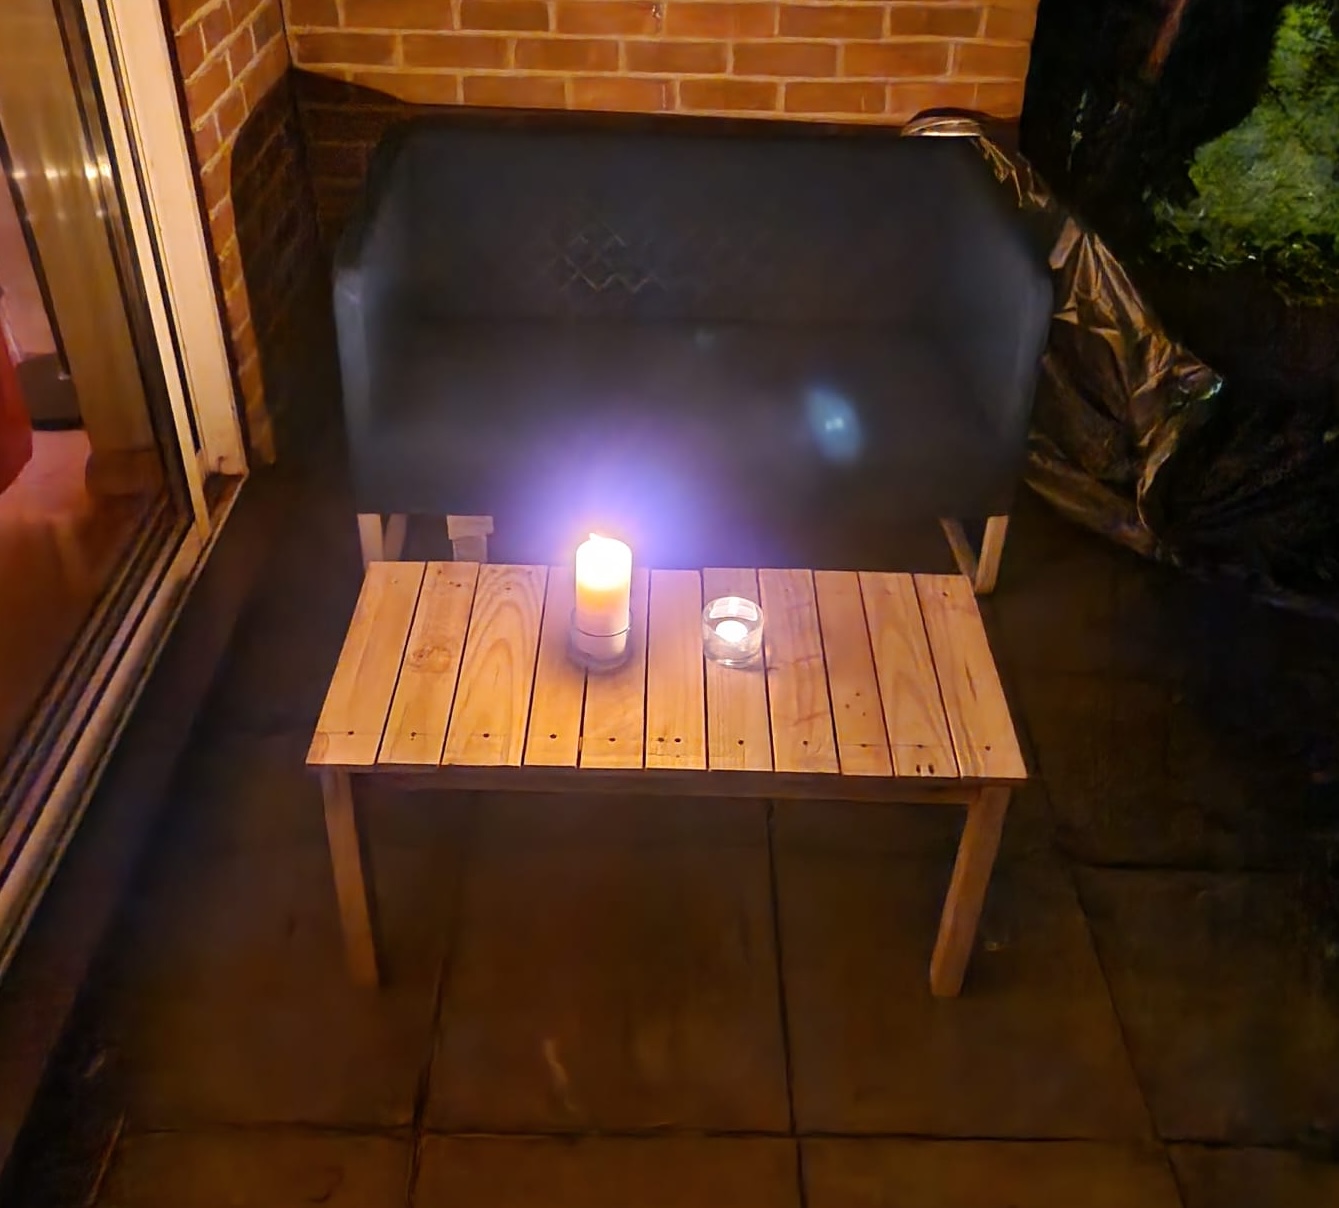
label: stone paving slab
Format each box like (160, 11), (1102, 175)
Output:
(101, 1131), (410, 1207)
(1170, 1144), (1339, 1208)
(776, 847), (1150, 1138)
(428, 794), (789, 1133)
(1078, 868), (1339, 1145)
(804, 1138), (1182, 1208)
(96, 835), (463, 1129)
(416, 1136), (799, 1208)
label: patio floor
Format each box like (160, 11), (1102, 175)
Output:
(8, 429), (1339, 1206)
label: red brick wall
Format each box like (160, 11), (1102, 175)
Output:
(167, 0), (292, 460)
(284, 1), (1039, 123)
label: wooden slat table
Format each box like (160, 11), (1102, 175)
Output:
(308, 564), (1027, 997)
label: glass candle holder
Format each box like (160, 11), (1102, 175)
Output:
(702, 596), (764, 667)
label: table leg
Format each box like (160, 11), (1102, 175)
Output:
(320, 769), (380, 987)
(930, 785), (1010, 997)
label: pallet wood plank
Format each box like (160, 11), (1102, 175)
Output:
(379, 562), (478, 766)
(442, 564), (547, 767)
(645, 569), (706, 770)
(580, 567), (650, 769)
(524, 567), (587, 767)
(915, 573), (1026, 781)
(758, 569), (838, 775)
(702, 568), (772, 772)
(814, 570), (892, 777)
(309, 562), (425, 767)
(859, 571), (959, 779)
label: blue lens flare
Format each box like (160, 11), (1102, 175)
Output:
(804, 385), (863, 463)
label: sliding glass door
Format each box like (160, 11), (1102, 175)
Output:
(0, 0), (243, 973)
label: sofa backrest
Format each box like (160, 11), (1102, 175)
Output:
(356, 120), (1048, 333)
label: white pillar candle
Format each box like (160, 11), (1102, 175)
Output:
(573, 534), (632, 662)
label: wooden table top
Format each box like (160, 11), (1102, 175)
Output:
(308, 563), (1025, 789)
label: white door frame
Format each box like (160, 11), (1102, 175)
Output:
(82, 0), (248, 520)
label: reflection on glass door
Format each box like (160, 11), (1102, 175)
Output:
(0, 2), (190, 780)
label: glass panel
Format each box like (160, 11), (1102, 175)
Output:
(0, 0), (191, 780)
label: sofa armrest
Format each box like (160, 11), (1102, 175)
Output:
(333, 130), (415, 434)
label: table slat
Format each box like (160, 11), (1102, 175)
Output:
(580, 567), (650, 769)
(645, 569), (706, 770)
(860, 571), (959, 779)
(915, 574), (1026, 781)
(524, 567), (587, 767)
(703, 568), (772, 771)
(758, 569), (838, 774)
(442, 564), (547, 767)
(309, 562), (425, 767)
(378, 562), (478, 766)
(814, 570), (892, 777)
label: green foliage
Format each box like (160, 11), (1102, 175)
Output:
(1151, 2), (1339, 304)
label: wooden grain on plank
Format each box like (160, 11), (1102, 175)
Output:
(915, 573), (1026, 781)
(309, 562), (425, 767)
(379, 562), (478, 766)
(645, 569), (706, 770)
(758, 569), (838, 775)
(524, 567), (587, 767)
(859, 571), (958, 779)
(580, 567), (649, 769)
(702, 568), (772, 772)
(814, 570), (892, 777)
(441, 564), (547, 767)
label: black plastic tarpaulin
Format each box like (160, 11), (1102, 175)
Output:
(906, 114), (1339, 612)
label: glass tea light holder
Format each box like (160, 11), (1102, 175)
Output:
(702, 596), (764, 666)
(570, 534), (633, 670)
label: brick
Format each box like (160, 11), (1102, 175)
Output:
(308, 141), (368, 177)
(253, 0), (285, 46)
(185, 55), (231, 117)
(462, 74), (567, 107)
(285, 0), (338, 24)
(228, 25), (257, 78)
(192, 113), (222, 166)
(955, 39), (1030, 78)
(351, 70), (462, 104)
(293, 31), (396, 65)
(217, 235), (244, 295)
(778, 4), (882, 39)
(516, 37), (620, 71)
(175, 25), (208, 78)
(215, 84), (249, 143)
(403, 33), (509, 68)
(459, 0), (549, 31)
(555, 2), (660, 35)
(200, 147), (232, 212)
(572, 75), (671, 111)
(885, 4), (983, 38)
(784, 80), (884, 114)
(209, 195), (236, 250)
(664, 2), (777, 38)
(242, 35), (290, 108)
(974, 78), (1026, 116)
(983, 3), (1037, 40)
(843, 40), (951, 78)
(624, 39), (727, 74)
(888, 79), (977, 119)
(732, 41), (836, 77)
(167, 0), (210, 32)
(199, 1), (234, 51)
(678, 77), (776, 111)
(342, 0), (456, 27)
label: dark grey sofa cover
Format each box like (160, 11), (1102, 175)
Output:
(335, 116), (1052, 568)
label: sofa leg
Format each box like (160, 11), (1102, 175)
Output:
(940, 515), (1010, 595)
(357, 514), (384, 568)
(447, 514), (493, 563)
